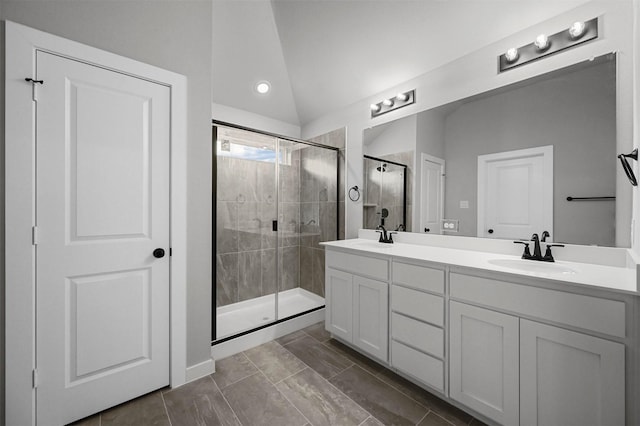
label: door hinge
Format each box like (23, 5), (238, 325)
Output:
(169, 247), (172, 257)
(32, 369), (38, 389)
(32, 226), (39, 246)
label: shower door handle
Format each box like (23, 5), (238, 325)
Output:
(272, 220), (278, 232)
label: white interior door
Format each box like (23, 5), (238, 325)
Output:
(477, 146), (553, 240)
(35, 51), (171, 425)
(420, 154), (444, 234)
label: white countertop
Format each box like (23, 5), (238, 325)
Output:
(321, 238), (639, 295)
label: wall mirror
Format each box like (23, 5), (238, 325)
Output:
(363, 53), (627, 247)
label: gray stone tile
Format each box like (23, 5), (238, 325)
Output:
(216, 201), (238, 254)
(279, 202), (300, 247)
(210, 389), (242, 426)
(299, 246), (314, 293)
(238, 201), (262, 251)
(261, 248), (277, 296)
(212, 352), (258, 390)
(319, 202), (338, 242)
(375, 368), (472, 426)
(68, 414), (101, 426)
(304, 322), (331, 343)
(163, 377), (225, 426)
(280, 246), (300, 291)
(418, 411), (455, 426)
(276, 329), (308, 346)
(322, 339), (385, 375)
(260, 201), (277, 249)
(468, 418), (489, 426)
(238, 250), (262, 302)
(222, 372), (307, 426)
(329, 365), (427, 426)
(283, 335), (352, 379)
(101, 389), (169, 426)
(215, 253), (238, 307)
(276, 368), (369, 426)
(311, 248), (325, 297)
(359, 416), (385, 426)
(244, 341), (306, 383)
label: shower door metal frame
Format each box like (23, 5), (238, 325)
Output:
(212, 120), (340, 344)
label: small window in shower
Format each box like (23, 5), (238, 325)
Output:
(216, 139), (280, 163)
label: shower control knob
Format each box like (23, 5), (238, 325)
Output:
(153, 248), (166, 258)
(488, 229), (494, 234)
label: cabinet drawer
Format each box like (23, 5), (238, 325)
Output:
(392, 340), (444, 392)
(450, 273), (626, 338)
(391, 313), (443, 358)
(391, 285), (443, 326)
(326, 250), (388, 281)
(392, 262), (444, 294)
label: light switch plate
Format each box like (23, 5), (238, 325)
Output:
(441, 219), (459, 232)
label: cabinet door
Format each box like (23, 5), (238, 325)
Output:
(353, 275), (388, 362)
(450, 302), (519, 425)
(325, 268), (353, 341)
(520, 319), (625, 426)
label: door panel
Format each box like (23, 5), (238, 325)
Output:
(36, 51), (170, 425)
(325, 268), (353, 341)
(421, 156), (444, 234)
(478, 146), (553, 239)
(353, 276), (388, 362)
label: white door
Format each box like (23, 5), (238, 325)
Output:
(35, 51), (171, 425)
(449, 302), (519, 425)
(477, 146), (553, 240)
(420, 154), (444, 234)
(325, 268), (353, 342)
(353, 276), (388, 362)
(520, 319), (625, 426)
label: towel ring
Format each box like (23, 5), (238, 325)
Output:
(348, 185), (361, 202)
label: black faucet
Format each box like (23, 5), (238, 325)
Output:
(514, 232), (564, 262)
(376, 225), (397, 244)
(541, 231), (550, 242)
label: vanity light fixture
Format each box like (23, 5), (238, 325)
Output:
(499, 17), (598, 73)
(371, 89), (415, 118)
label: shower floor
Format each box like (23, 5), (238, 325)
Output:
(216, 288), (325, 340)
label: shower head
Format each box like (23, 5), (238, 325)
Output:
(377, 163), (387, 172)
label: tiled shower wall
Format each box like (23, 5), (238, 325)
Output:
(215, 128), (345, 308)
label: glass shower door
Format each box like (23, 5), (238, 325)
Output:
(214, 126), (278, 340)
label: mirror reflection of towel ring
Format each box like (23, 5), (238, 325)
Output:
(618, 148), (638, 186)
(348, 185), (361, 202)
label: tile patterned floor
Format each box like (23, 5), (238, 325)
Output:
(71, 322), (484, 426)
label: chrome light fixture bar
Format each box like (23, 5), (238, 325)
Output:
(498, 17), (598, 73)
(371, 89), (415, 118)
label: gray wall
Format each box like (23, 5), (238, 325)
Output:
(443, 60), (616, 245)
(0, 0), (214, 393)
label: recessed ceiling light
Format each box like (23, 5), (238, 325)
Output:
(255, 81), (270, 94)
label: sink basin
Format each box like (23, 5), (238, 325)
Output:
(488, 258), (577, 275)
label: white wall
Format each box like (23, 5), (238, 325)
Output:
(0, 0), (214, 398)
(212, 102), (301, 138)
(364, 115), (416, 158)
(302, 1), (635, 249)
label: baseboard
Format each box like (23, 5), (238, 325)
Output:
(211, 308), (325, 360)
(185, 358), (215, 383)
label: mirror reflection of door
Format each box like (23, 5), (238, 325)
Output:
(420, 154), (445, 234)
(477, 146), (553, 240)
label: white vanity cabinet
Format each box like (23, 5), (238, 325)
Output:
(325, 250), (389, 362)
(449, 301), (519, 425)
(450, 272), (626, 426)
(389, 261), (446, 392)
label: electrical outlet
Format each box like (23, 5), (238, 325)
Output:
(441, 219), (459, 232)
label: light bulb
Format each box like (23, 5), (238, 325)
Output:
(255, 81), (270, 94)
(505, 48), (519, 63)
(534, 34), (549, 50)
(370, 103), (381, 112)
(382, 98), (394, 107)
(569, 21), (586, 39)
(396, 92), (409, 102)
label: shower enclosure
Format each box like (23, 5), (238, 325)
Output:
(363, 155), (407, 231)
(213, 124), (339, 342)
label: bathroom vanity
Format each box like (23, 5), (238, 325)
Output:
(322, 231), (639, 426)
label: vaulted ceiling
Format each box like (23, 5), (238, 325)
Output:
(212, 0), (589, 128)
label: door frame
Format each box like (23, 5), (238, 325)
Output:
(477, 145), (553, 238)
(419, 153), (445, 234)
(5, 21), (188, 425)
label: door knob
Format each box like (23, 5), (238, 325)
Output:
(488, 229), (494, 234)
(424, 228), (430, 232)
(153, 248), (165, 258)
